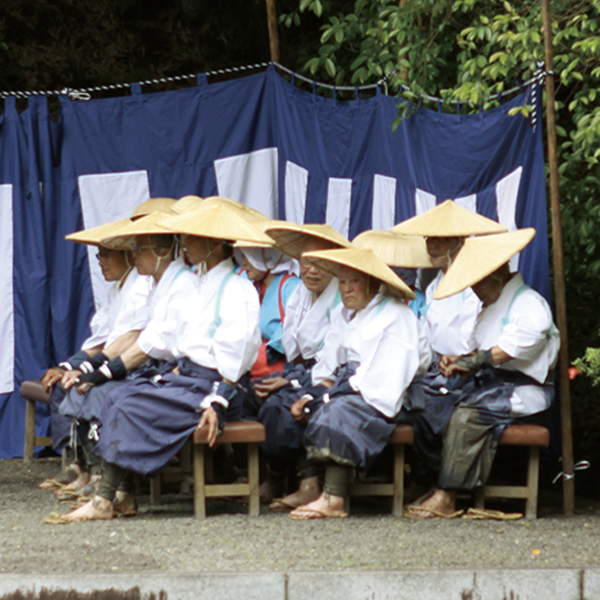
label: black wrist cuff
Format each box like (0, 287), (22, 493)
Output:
(63, 350), (90, 371)
(211, 402), (227, 435)
(216, 381), (238, 403)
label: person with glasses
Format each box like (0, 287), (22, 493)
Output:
(406, 229), (559, 518)
(391, 201), (508, 494)
(251, 223), (350, 508)
(38, 218), (153, 494)
(45, 202), (268, 523)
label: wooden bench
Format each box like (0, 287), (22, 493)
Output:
(474, 424), (550, 519)
(193, 420), (266, 518)
(20, 380), (53, 463)
(351, 423), (413, 517)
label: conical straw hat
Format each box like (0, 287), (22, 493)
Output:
(433, 228), (536, 299)
(102, 211), (178, 249)
(303, 247), (416, 300)
(264, 223), (351, 259)
(391, 200), (507, 237)
(65, 218), (133, 250)
(201, 196), (268, 222)
(158, 202), (274, 245)
(131, 197), (177, 219)
(172, 195), (204, 214)
(352, 230), (433, 268)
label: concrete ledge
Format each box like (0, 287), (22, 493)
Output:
(0, 569), (586, 600)
(0, 573), (285, 600)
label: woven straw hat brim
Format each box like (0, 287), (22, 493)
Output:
(131, 197), (177, 219)
(172, 195), (204, 214)
(158, 203), (274, 245)
(391, 200), (508, 237)
(302, 247), (416, 300)
(201, 196), (268, 222)
(265, 223), (351, 259)
(102, 211), (179, 249)
(352, 230), (433, 268)
(65, 218), (133, 249)
(433, 228), (536, 299)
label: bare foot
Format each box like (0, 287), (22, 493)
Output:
(57, 471), (91, 494)
(270, 476), (320, 511)
(58, 496), (114, 522)
(406, 488), (458, 518)
(38, 463), (82, 490)
(289, 490), (348, 519)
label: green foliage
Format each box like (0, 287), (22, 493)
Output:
(574, 343), (600, 387)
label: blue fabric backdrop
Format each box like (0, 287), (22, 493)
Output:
(0, 66), (550, 457)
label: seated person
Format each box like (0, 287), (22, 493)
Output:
(282, 247), (431, 519)
(45, 203), (267, 523)
(39, 219), (153, 491)
(351, 229), (433, 318)
(406, 229), (560, 518)
(392, 200), (508, 489)
(234, 245), (300, 401)
(252, 223), (350, 505)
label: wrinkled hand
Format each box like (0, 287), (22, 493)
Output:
(41, 368), (65, 392)
(197, 406), (220, 448)
(61, 370), (83, 391)
(253, 377), (288, 399)
(76, 382), (94, 395)
(439, 354), (472, 379)
(290, 395), (314, 423)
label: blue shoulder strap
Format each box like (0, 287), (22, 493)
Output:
(207, 271), (236, 339)
(501, 284), (530, 328)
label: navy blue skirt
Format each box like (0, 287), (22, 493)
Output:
(304, 393), (411, 470)
(94, 358), (243, 476)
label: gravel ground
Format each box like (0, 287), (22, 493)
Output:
(2, 458), (600, 574)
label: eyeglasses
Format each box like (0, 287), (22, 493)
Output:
(131, 244), (153, 254)
(95, 250), (114, 260)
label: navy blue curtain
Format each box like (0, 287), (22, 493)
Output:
(0, 68), (551, 457)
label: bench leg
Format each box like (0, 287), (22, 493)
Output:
(247, 443), (260, 517)
(194, 444), (207, 519)
(24, 399), (36, 464)
(474, 487), (485, 509)
(392, 443), (405, 517)
(525, 446), (540, 520)
(150, 475), (162, 505)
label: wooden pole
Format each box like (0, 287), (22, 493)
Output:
(541, 0), (575, 515)
(265, 0), (280, 63)
(400, 0), (408, 81)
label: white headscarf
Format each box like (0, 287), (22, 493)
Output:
(235, 247), (300, 277)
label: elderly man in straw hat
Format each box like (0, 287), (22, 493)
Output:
(406, 229), (560, 518)
(45, 203), (268, 523)
(38, 208), (160, 494)
(250, 223), (350, 508)
(392, 200), (508, 491)
(282, 247), (431, 519)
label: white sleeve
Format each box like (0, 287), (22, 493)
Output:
(105, 275), (154, 346)
(80, 285), (116, 350)
(137, 273), (197, 360)
(498, 293), (555, 363)
(351, 309), (430, 418)
(212, 278), (261, 382)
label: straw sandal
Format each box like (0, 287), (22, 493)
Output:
(404, 506), (464, 519)
(462, 507), (523, 521)
(289, 505), (348, 520)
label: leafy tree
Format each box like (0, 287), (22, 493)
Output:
(281, 0), (600, 492)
